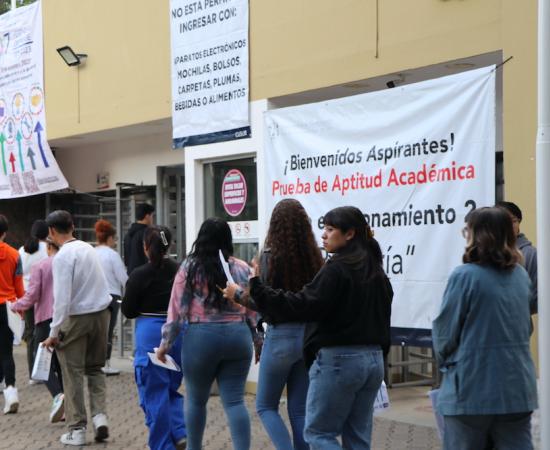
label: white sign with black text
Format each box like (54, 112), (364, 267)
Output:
(170, 0), (250, 147)
(264, 67), (496, 331)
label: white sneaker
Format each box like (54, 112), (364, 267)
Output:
(50, 393), (65, 423)
(92, 413), (109, 442)
(3, 386), (19, 414)
(60, 427), (86, 446)
(101, 360), (120, 376)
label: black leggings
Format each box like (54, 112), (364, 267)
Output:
(34, 319), (63, 397)
(0, 303), (16, 386)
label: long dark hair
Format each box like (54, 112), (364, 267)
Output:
(143, 226), (172, 269)
(187, 218), (233, 309)
(264, 199), (323, 291)
(463, 207), (522, 270)
(23, 220), (49, 254)
(323, 206), (384, 280)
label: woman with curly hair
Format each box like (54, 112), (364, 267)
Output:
(253, 199), (324, 450)
(225, 206), (393, 449)
(432, 207), (537, 450)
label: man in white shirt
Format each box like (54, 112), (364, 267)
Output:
(42, 210), (112, 447)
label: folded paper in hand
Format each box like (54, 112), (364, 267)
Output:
(373, 381), (390, 412)
(7, 305), (24, 345)
(148, 348), (181, 372)
(219, 250), (235, 284)
(32, 344), (52, 381)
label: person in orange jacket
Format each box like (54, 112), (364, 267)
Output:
(0, 214), (25, 414)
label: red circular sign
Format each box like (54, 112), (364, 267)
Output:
(221, 169), (247, 217)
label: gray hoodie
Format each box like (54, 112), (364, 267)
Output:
(517, 233), (538, 314)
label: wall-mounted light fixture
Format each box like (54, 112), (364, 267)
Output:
(56, 46), (87, 67)
(56, 46), (88, 123)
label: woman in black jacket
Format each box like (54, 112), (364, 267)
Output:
(122, 226), (187, 450)
(224, 206), (392, 450)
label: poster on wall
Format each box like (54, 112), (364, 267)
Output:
(170, 0), (250, 148)
(264, 66), (496, 341)
(0, 1), (68, 199)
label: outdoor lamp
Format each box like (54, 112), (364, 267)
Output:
(56, 46), (87, 67)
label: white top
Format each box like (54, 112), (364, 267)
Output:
(94, 245), (128, 297)
(18, 241), (48, 289)
(50, 239), (112, 338)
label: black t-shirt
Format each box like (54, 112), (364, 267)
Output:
(250, 256), (393, 368)
(121, 258), (179, 318)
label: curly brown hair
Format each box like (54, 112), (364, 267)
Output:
(264, 199), (324, 292)
(463, 207), (523, 269)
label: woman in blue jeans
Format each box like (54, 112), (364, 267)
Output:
(252, 199), (323, 450)
(226, 206), (393, 450)
(158, 218), (259, 450)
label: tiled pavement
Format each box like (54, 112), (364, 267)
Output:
(0, 346), (442, 450)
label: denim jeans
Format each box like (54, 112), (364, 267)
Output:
(182, 321), (253, 450)
(443, 413), (533, 450)
(35, 319), (63, 398)
(304, 346), (384, 450)
(256, 323), (309, 450)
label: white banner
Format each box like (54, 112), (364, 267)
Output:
(170, 0), (250, 148)
(0, 2), (68, 198)
(264, 67), (496, 331)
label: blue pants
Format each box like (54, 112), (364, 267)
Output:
(443, 413), (533, 450)
(304, 346), (383, 450)
(182, 321), (253, 450)
(134, 317), (186, 450)
(256, 323), (309, 450)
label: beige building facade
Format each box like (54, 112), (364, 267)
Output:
(37, 0), (539, 369)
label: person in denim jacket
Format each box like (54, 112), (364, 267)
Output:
(433, 207), (537, 450)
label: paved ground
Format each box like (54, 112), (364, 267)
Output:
(1, 346), (444, 449)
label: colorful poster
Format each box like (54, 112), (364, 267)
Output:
(169, 0), (250, 148)
(264, 67), (496, 335)
(0, 1), (67, 198)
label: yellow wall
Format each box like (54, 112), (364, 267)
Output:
(42, 1), (540, 364)
(501, 0), (539, 362)
(43, 0), (172, 139)
(250, 0), (501, 99)
(44, 0), (503, 139)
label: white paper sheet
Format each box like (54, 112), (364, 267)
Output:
(148, 348), (181, 372)
(219, 250), (235, 284)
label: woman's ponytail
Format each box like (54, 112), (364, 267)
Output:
(143, 226), (172, 269)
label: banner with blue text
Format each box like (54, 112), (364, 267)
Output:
(264, 67), (496, 335)
(0, 1), (68, 198)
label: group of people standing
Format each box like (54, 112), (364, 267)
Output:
(0, 196), (539, 450)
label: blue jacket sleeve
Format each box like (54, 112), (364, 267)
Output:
(432, 268), (473, 366)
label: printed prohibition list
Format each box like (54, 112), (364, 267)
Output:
(221, 169), (247, 217)
(170, 0), (250, 147)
